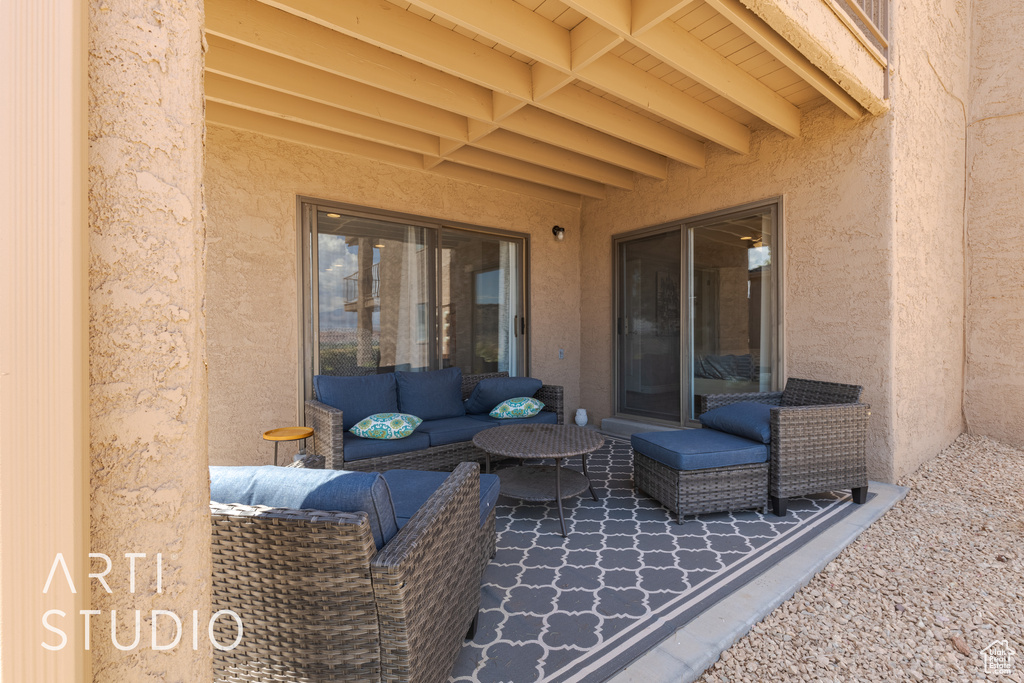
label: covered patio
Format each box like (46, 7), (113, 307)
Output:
(7, 0), (1024, 681)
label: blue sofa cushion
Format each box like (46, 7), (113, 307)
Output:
(699, 401), (773, 444)
(467, 411), (558, 427)
(210, 466), (398, 549)
(343, 431), (432, 462)
(465, 376), (543, 414)
(313, 373), (399, 430)
(415, 415), (493, 447)
(395, 367), (465, 421)
(630, 429), (768, 471)
(382, 470), (501, 529)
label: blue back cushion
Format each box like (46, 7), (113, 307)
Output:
(313, 373), (398, 430)
(395, 367), (465, 420)
(464, 376), (543, 414)
(382, 470), (501, 529)
(699, 401), (773, 444)
(210, 466), (399, 549)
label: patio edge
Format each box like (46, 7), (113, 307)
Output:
(606, 481), (909, 683)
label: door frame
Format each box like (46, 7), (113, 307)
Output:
(612, 197), (785, 427)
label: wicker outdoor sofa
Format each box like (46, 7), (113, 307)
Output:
(698, 377), (870, 516)
(210, 462), (496, 683)
(305, 370), (564, 473)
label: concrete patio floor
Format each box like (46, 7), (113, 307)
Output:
(607, 480), (908, 682)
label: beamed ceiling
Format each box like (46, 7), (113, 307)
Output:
(204, 0), (868, 206)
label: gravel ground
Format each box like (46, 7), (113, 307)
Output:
(697, 434), (1023, 683)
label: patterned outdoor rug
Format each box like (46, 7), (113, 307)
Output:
(449, 436), (870, 683)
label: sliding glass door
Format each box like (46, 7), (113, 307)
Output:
(688, 206), (778, 421)
(616, 229), (682, 422)
(440, 229), (521, 376)
(615, 200), (781, 425)
(302, 203), (526, 390)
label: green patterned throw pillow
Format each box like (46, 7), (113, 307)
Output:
(489, 397), (544, 419)
(349, 413), (422, 439)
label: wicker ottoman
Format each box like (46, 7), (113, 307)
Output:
(631, 429), (769, 522)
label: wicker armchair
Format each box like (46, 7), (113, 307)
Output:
(305, 371), (564, 473)
(698, 378), (870, 516)
(211, 462), (489, 683)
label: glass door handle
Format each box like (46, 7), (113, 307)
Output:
(514, 315), (518, 337)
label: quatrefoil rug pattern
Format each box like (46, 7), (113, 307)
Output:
(449, 437), (865, 683)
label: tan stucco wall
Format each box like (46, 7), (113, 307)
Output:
(964, 0), (1024, 446)
(579, 104), (898, 482)
(205, 126), (581, 466)
(887, 0), (969, 478)
(89, 0), (211, 680)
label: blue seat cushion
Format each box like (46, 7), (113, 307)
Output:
(467, 411), (558, 426)
(209, 466), (398, 550)
(395, 367), (466, 421)
(465, 376), (543, 414)
(343, 431), (432, 462)
(382, 469), (501, 529)
(630, 429), (768, 471)
(313, 373), (399, 430)
(415, 415), (493, 447)
(698, 401), (773, 444)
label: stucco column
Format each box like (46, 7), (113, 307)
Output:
(964, 0), (1024, 447)
(89, 0), (211, 680)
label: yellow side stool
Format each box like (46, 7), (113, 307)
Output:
(262, 426), (314, 466)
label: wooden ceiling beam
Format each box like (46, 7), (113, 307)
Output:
(205, 36), (469, 142)
(260, 0), (533, 99)
(564, 0), (802, 137)
(443, 147), (607, 198)
(258, 0), (696, 169)
(206, 0), (493, 120)
(704, 0), (864, 118)
(539, 84), (711, 162)
(500, 106), (669, 179)
(431, 162), (581, 206)
(206, 102), (426, 168)
(575, 56), (750, 154)
(635, 20), (802, 136)
(632, 0), (700, 35)
(570, 18), (624, 70)
(205, 74), (442, 155)
(208, 103), (582, 206)
(405, 0), (720, 164)
(473, 129), (635, 190)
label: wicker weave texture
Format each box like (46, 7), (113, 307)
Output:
(472, 424), (604, 459)
(210, 463), (489, 683)
(699, 378), (870, 502)
(780, 378), (863, 407)
(371, 463), (482, 683)
(210, 505), (381, 683)
(770, 403), (869, 498)
(698, 391), (782, 416)
(633, 451), (768, 518)
(307, 372), (565, 473)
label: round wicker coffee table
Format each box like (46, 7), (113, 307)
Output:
(472, 424), (605, 536)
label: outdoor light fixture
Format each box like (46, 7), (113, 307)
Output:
(552, 225), (565, 241)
